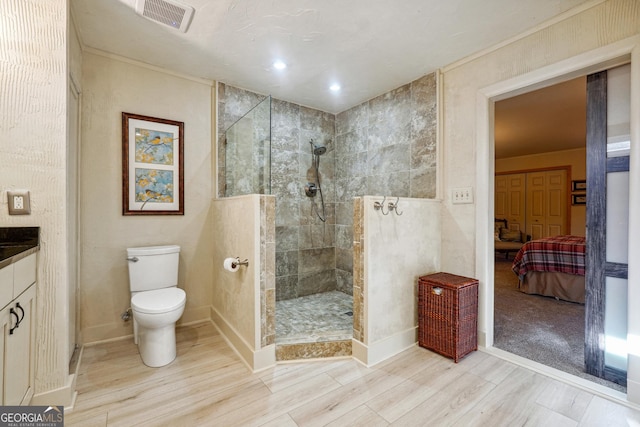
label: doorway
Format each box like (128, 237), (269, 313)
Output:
(492, 76), (601, 386)
(493, 66), (630, 391)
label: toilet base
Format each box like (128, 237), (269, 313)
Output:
(137, 324), (177, 367)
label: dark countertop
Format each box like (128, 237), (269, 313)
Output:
(0, 227), (40, 269)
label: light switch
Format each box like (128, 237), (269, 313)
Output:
(7, 190), (31, 215)
(452, 187), (474, 204)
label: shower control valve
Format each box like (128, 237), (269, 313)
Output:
(305, 182), (318, 197)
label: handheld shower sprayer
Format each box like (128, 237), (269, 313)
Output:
(305, 139), (327, 222)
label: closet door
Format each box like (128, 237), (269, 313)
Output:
(545, 169), (567, 236)
(526, 170), (567, 239)
(526, 172), (546, 239)
(495, 173), (525, 231)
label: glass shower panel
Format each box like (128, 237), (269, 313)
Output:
(224, 96), (271, 197)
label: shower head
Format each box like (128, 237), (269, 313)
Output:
(313, 145), (327, 156)
(309, 139), (327, 156)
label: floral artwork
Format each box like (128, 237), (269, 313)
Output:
(122, 113), (184, 215)
(135, 168), (174, 206)
(135, 128), (174, 165)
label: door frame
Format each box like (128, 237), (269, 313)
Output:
(475, 37), (640, 401)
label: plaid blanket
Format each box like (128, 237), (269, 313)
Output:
(511, 235), (586, 277)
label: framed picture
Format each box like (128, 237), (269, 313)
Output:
(571, 180), (587, 192)
(572, 193), (586, 205)
(122, 112), (184, 215)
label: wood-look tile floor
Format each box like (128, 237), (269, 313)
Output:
(67, 322), (640, 426)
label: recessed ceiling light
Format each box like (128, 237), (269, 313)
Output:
(329, 83), (341, 92)
(273, 60), (287, 70)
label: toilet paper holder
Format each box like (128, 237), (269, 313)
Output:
(232, 257), (249, 268)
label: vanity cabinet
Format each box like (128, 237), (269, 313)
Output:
(0, 253), (37, 405)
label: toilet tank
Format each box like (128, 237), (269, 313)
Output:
(127, 245), (180, 292)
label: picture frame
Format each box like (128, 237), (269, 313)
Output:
(571, 179), (587, 192)
(572, 193), (586, 205)
(122, 112), (184, 215)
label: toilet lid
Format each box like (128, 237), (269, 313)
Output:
(132, 288), (186, 314)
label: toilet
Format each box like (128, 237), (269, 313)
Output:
(126, 245), (186, 367)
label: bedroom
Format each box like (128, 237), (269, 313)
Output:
(493, 64), (631, 391)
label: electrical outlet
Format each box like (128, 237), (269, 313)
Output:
(7, 190), (31, 215)
(452, 187), (473, 204)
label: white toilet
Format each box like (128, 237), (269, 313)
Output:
(126, 245), (186, 367)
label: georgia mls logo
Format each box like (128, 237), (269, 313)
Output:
(44, 406), (63, 417)
(0, 405), (64, 427)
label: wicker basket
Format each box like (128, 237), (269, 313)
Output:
(418, 272), (478, 362)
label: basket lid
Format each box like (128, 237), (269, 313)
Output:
(419, 272), (478, 288)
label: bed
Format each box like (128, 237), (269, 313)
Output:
(511, 235), (586, 303)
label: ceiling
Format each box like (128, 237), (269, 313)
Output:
(71, 0), (593, 115)
(494, 77), (587, 159)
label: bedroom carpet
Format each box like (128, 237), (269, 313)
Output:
(493, 257), (626, 393)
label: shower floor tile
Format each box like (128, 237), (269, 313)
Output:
(276, 291), (353, 345)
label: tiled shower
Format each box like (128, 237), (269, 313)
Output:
(217, 73), (437, 356)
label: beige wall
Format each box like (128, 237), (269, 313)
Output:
(79, 52), (214, 343)
(496, 148), (586, 235)
(440, 0), (640, 399)
(0, 0), (70, 397)
(353, 197), (441, 366)
(211, 195), (276, 370)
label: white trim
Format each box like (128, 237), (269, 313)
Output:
(31, 375), (77, 408)
(351, 327), (417, 367)
(84, 47), (214, 86)
(477, 35), (640, 402)
(210, 307), (276, 372)
(436, 69), (445, 200)
(625, 37), (640, 403)
(253, 344), (277, 373)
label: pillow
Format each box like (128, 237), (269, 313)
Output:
(500, 229), (521, 242)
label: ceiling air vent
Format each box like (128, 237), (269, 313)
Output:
(135, 0), (195, 33)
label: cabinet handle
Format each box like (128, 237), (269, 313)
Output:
(9, 308), (19, 335)
(15, 302), (24, 325)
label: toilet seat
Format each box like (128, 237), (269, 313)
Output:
(132, 288), (186, 314)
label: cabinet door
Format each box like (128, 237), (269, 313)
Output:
(5, 285), (35, 406)
(0, 305), (11, 405)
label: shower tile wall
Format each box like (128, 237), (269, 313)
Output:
(272, 100), (336, 300)
(218, 83), (337, 301)
(218, 72), (437, 301)
(335, 73), (438, 295)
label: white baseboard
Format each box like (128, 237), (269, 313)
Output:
(210, 306), (275, 372)
(352, 326), (417, 367)
(31, 376), (77, 408)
